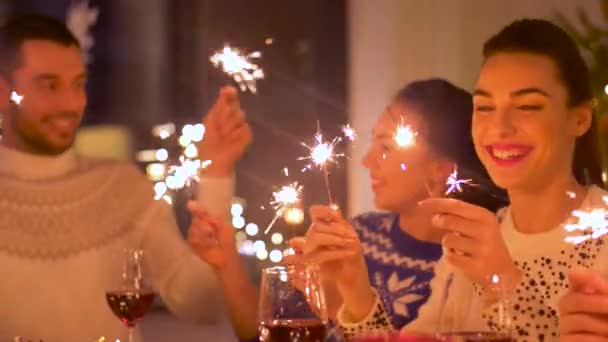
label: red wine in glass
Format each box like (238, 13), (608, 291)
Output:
(438, 331), (514, 342)
(106, 290), (155, 327)
(107, 249), (152, 342)
(258, 265), (328, 342)
(259, 319), (327, 342)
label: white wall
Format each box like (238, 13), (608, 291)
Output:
(347, 0), (604, 215)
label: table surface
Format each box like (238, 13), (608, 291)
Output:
(140, 309), (239, 342)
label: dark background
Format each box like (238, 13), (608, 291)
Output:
(5, 0), (349, 241)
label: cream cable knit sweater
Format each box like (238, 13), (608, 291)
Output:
(0, 145), (233, 342)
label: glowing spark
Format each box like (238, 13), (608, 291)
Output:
(400, 163), (407, 171)
(164, 157), (212, 191)
(210, 45), (264, 93)
(10, 91), (23, 105)
(264, 182), (303, 234)
(341, 124), (357, 141)
(445, 167), (473, 195)
(283, 167), (289, 177)
(299, 132), (344, 172)
(395, 124), (417, 148)
(564, 196), (608, 244)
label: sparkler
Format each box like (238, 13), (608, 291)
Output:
(564, 195), (608, 244)
(299, 123), (344, 204)
(394, 123), (417, 148)
(210, 45), (264, 93)
(157, 155), (212, 202)
(341, 124), (357, 141)
(264, 182), (303, 234)
(445, 167), (473, 195)
(10, 91), (23, 105)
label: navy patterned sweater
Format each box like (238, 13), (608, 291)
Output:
(327, 212), (442, 340)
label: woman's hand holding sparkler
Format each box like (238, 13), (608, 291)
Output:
(187, 200), (259, 339)
(187, 201), (238, 270)
(419, 198), (521, 291)
(197, 86), (252, 177)
(303, 205), (377, 323)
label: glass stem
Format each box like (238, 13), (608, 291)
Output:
(128, 326), (135, 342)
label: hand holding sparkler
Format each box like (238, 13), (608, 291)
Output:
(210, 45), (264, 94)
(303, 205), (375, 322)
(197, 86), (252, 177)
(420, 198), (521, 289)
(187, 201), (237, 270)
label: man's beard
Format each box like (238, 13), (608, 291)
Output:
(10, 106), (79, 156)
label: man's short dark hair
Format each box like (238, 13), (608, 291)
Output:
(0, 13), (80, 79)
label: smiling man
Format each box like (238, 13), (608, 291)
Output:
(0, 14), (252, 341)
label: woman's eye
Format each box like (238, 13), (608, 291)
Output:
(475, 105), (494, 112)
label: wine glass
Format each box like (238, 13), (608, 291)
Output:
(435, 273), (514, 342)
(258, 264), (328, 342)
(105, 249), (155, 342)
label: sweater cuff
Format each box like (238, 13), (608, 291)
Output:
(336, 288), (393, 339)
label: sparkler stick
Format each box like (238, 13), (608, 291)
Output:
(299, 121), (344, 204)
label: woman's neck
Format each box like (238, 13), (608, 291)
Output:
(398, 204), (443, 243)
(508, 174), (587, 234)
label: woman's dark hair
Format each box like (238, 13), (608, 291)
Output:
(483, 19), (604, 188)
(395, 78), (509, 212)
(0, 13), (80, 80)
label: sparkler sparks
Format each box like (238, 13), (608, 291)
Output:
(264, 182), (303, 234)
(299, 124), (346, 204)
(445, 167), (473, 195)
(394, 123), (417, 148)
(210, 45), (264, 93)
(10, 91), (23, 105)
(564, 195), (608, 244)
(299, 132), (344, 172)
(341, 124), (357, 141)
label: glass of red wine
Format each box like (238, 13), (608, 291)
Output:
(105, 249), (155, 342)
(435, 273), (514, 342)
(258, 264), (328, 342)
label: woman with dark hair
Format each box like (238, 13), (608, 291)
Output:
(335, 19), (608, 342)
(298, 78), (506, 339)
(188, 78), (506, 341)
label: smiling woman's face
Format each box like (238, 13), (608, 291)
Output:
(472, 52), (590, 191)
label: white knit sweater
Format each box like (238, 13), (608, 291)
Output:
(0, 145), (233, 342)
